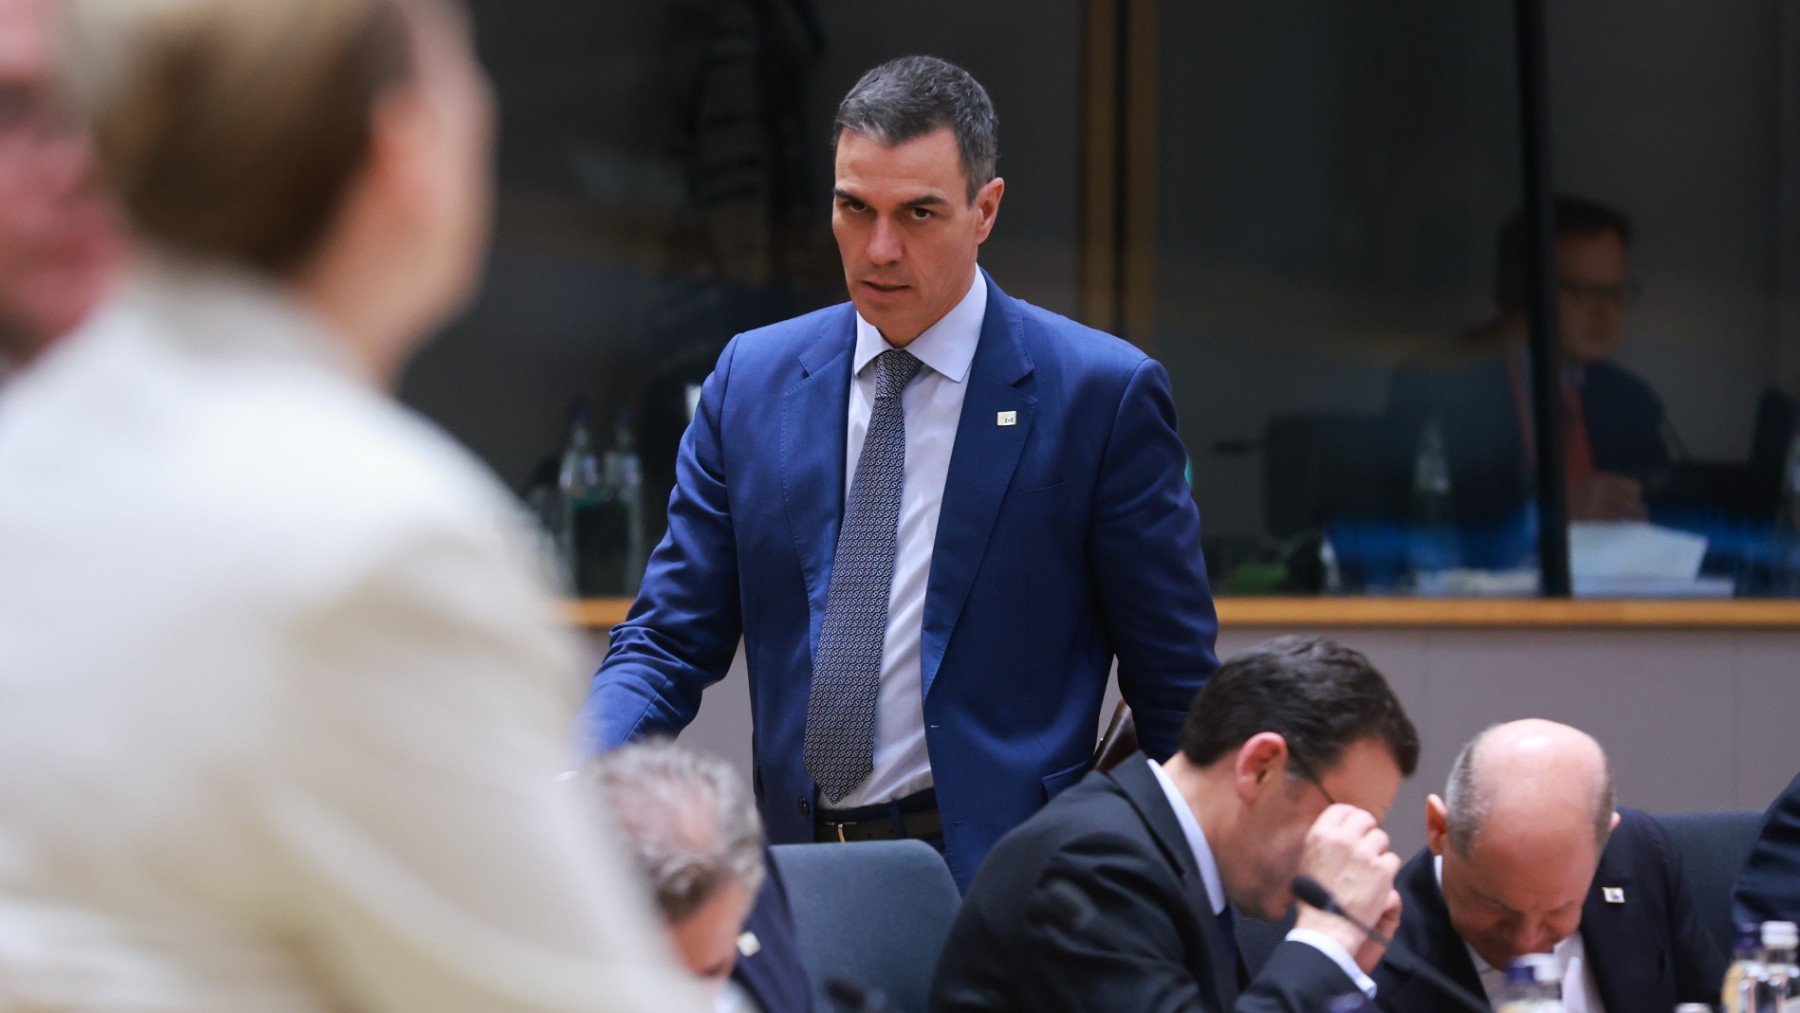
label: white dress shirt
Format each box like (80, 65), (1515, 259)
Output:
(1435, 856), (1604, 1011)
(0, 262), (700, 1010)
(1148, 761), (1377, 998)
(826, 272), (985, 809)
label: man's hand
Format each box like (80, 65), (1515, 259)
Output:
(1291, 804), (1402, 960)
(1569, 472), (1648, 522)
(1353, 888), (1402, 973)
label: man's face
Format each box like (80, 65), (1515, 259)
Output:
(666, 879), (754, 989)
(0, 0), (120, 362)
(1224, 736), (1403, 921)
(831, 126), (1002, 346)
(1553, 230), (1631, 365)
(1431, 807), (1601, 971)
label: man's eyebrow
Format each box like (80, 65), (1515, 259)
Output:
(831, 188), (952, 210)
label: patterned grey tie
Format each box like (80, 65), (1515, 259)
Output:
(803, 347), (923, 804)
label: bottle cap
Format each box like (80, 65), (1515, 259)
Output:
(1764, 920), (1799, 948)
(1503, 959), (1536, 987)
(1521, 952), (1561, 983)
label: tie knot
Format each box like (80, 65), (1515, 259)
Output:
(874, 348), (922, 399)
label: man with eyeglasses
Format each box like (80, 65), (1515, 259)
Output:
(930, 636), (1419, 1011)
(0, 0), (121, 375)
(1390, 196), (1669, 539)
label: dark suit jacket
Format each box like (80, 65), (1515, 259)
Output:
(930, 752), (1363, 1012)
(1372, 808), (1722, 1011)
(731, 847), (812, 1013)
(1387, 355), (1668, 564)
(1735, 771), (1800, 926)
(588, 271), (1218, 889)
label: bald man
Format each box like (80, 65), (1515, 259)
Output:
(1371, 719), (1721, 1012)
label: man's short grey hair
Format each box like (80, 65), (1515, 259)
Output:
(588, 740), (765, 923)
(833, 55), (998, 203)
(1443, 723), (1616, 856)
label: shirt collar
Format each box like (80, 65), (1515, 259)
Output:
(852, 270), (985, 384)
(1148, 759), (1226, 915)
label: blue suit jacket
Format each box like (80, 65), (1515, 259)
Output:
(586, 271), (1218, 888)
(1735, 771), (1800, 926)
(1372, 808), (1723, 1011)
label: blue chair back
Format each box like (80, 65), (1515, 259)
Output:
(1653, 810), (1765, 964)
(770, 841), (961, 1013)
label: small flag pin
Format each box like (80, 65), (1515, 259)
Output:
(1602, 886), (1625, 904)
(997, 410), (1017, 427)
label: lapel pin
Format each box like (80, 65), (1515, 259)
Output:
(997, 410), (1017, 427)
(737, 931), (762, 958)
(1602, 886), (1625, 904)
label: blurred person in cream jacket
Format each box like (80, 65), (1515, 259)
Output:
(0, 0), (700, 1008)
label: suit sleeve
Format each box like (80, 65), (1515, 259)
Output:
(1088, 358), (1219, 760)
(1736, 773), (1800, 927)
(582, 337), (746, 751)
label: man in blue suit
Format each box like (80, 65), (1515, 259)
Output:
(1371, 720), (1721, 1011)
(586, 55), (1217, 890)
(1734, 771), (1800, 927)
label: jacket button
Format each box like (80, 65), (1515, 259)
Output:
(798, 796), (810, 816)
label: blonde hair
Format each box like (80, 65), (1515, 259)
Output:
(59, 0), (415, 276)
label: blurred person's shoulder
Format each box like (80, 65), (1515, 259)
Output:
(2, 267), (556, 615)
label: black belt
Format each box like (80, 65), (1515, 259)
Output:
(814, 787), (941, 843)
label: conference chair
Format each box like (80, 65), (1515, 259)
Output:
(1653, 809), (1765, 965)
(770, 840), (961, 1013)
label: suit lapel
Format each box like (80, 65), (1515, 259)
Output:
(1110, 755), (1237, 1010)
(920, 272), (1035, 698)
(1579, 852), (1637, 1011)
(780, 307), (854, 657)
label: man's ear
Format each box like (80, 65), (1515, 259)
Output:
(1233, 732), (1288, 804)
(972, 176), (1004, 244)
(1425, 793), (1450, 857)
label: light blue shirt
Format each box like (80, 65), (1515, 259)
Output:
(1147, 760), (1378, 999)
(826, 272), (986, 808)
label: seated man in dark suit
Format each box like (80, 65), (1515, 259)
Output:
(589, 741), (812, 1011)
(1372, 719), (1722, 1011)
(931, 635), (1420, 1011)
(1388, 197), (1669, 564)
(1735, 771), (1800, 927)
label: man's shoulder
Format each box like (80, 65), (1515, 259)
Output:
(1600, 807), (1677, 871)
(1008, 295), (1152, 378)
(728, 302), (855, 369)
(967, 771), (1159, 892)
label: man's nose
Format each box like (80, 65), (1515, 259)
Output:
(867, 216), (902, 265)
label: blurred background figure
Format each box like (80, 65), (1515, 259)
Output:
(0, 0), (698, 1008)
(0, 0), (120, 374)
(590, 741), (809, 1011)
(1389, 197), (1670, 534)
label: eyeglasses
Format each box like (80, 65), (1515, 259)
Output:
(1288, 750), (1338, 807)
(1556, 278), (1642, 308)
